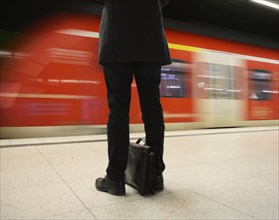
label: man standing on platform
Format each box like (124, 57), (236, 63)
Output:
(95, 0), (171, 196)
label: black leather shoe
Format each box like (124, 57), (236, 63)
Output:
(154, 174), (164, 192)
(95, 176), (126, 196)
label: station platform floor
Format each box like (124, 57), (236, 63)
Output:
(0, 126), (278, 220)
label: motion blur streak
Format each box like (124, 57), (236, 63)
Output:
(0, 13), (278, 138)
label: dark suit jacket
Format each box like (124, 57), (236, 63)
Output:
(98, 0), (171, 65)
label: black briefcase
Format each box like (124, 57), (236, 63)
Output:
(124, 138), (156, 196)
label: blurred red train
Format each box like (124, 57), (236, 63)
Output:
(1, 13), (278, 138)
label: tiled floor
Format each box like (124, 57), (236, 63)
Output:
(0, 126), (278, 219)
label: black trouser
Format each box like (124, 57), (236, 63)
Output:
(103, 63), (165, 181)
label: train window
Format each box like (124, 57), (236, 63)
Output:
(250, 69), (272, 100)
(160, 59), (189, 98)
(207, 64), (236, 99)
(197, 63), (237, 100)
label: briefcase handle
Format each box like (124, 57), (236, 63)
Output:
(136, 138), (146, 145)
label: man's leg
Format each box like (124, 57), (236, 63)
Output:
(134, 63), (165, 175)
(103, 63), (133, 181)
(95, 63), (133, 196)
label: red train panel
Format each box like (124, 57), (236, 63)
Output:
(0, 13), (278, 132)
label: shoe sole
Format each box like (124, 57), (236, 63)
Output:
(97, 187), (126, 196)
(108, 188), (126, 196)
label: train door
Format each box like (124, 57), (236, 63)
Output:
(193, 51), (246, 127)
